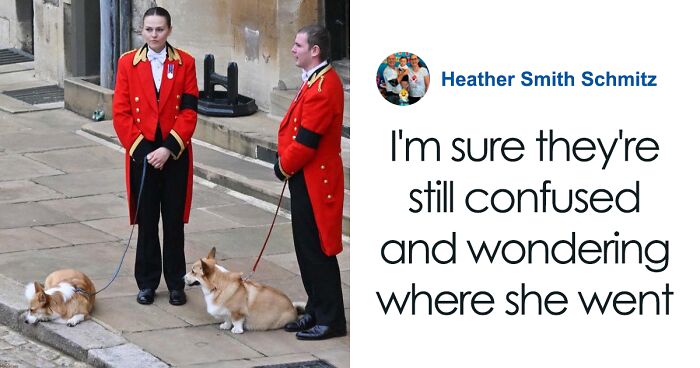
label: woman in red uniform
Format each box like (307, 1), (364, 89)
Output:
(112, 7), (198, 306)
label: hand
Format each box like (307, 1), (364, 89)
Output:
(146, 147), (172, 170)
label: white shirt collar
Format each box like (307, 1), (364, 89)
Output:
(147, 47), (167, 64)
(301, 60), (328, 82)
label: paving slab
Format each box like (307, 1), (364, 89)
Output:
(186, 224), (295, 259)
(86, 276), (137, 300)
(229, 328), (349, 358)
(0, 62), (34, 75)
(184, 208), (241, 233)
(0, 202), (76, 229)
(0, 154), (64, 180)
(26, 145), (122, 173)
(219, 258), (297, 281)
(33, 169), (123, 197)
(91, 293), (190, 333)
(124, 325), (263, 366)
(340, 270), (350, 287)
(0, 70), (44, 89)
(34, 222), (119, 245)
(82, 217), (132, 240)
(0, 132), (95, 154)
(0, 180), (64, 204)
(191, 185), (249, 209)
(0, 118), (30, 134)
(40, 194), (127, 222)
(0, 242), (135, 283)
(87, 343), (168, 368)
(175, 353), (321, 368)
(0, 228), (68, 253)
(18, 109), (93, 134)
(203, 203), (291, 227)
(152, 290), (219, 327)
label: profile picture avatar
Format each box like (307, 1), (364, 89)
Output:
(377, 52), (430, 105)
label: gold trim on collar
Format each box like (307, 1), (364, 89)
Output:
(132, 44), (148, 66)
(307, 65), (332, 88)
(132, 43), (182, 66)
(167, 43), (183, 65)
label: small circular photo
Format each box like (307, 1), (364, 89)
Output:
(377, 52), (430, 106)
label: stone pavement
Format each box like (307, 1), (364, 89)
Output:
(0, 68), (349, 366)
(0, 325), (91, 368)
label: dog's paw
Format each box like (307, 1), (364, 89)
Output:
(231, 326), (244, 334)
(67, 321), (77, 327)
(219, 321), (232, 330)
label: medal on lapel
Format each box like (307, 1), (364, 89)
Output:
(167, 64), (174, 79)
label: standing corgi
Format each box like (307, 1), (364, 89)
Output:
(24, 269), (96, 327)
(184, 247), (304, 334)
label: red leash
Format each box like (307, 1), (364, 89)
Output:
(244, 180), (287, 280)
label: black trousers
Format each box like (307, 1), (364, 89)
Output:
(289, 171), (346, 329)
(130, 146), (189, 291)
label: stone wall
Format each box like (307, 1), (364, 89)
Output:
(0, 0), (322, 108)
(33, 0), (65, 84)
(0, 0), (34, 53)
(129, 0), (319, 111)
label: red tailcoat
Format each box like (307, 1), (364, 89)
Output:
(276, 65), (345, 256)
(113, 44), (198, 224)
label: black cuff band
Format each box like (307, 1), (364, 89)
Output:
(273, 161), (287, 181)
(180, 93), (198, 112)
(131, 139), (154, 162)
(163, 134), (183, 158)
(296, 126), (321, 149)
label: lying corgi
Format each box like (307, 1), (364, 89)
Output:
(24, 269), (96, 327)
(184, 247), (303, 334)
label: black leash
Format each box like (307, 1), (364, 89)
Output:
(80, 156), (148, 297)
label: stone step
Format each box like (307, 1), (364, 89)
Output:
(270, 88), (350, 137)
(194, 112), (350, 188)
(81, 121), (350, 236)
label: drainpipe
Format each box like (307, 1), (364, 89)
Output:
(99, 0), (114, 88)
(119, 0), (131, 55)
(111, 0), (119, 88)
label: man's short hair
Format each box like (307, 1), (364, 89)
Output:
(298, 24), (331, 61)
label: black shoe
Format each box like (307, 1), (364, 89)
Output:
(136, 288), (155, 305)
(284, 313), (315, 332)
(169, 289), (187, 306)
(296, 325), (347, 340)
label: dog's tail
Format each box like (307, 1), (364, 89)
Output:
(292, 301), (306, 314)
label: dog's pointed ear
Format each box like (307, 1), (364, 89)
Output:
(207, 247), (216, 260)
(34, 281), (44, 293)
(201, 259), (212, 276)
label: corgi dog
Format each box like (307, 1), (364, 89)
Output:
(24, 269), (96, 327)
(184, 247), (303, 334)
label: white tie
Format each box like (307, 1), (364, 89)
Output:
(147, 48), (166, 91)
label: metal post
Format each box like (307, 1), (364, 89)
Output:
(227, 62), (239, 104)
(203, 55), (214, 99)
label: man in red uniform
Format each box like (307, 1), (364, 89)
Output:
(274, 24), (347, 340)
(112, 7), (198, 306)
